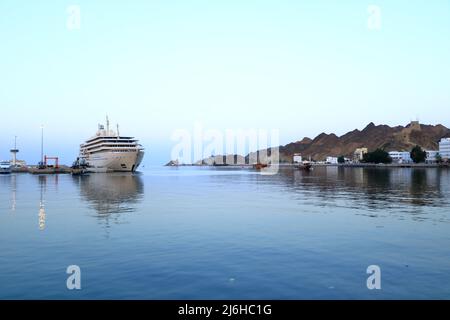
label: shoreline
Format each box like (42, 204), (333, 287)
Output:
(167, 163), (450, 169)
(3, 162), (449, 175)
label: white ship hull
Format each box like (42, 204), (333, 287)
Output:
(80, 117), (145, 173)
(86, 150), (144, 173)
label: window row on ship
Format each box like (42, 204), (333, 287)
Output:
(81, 149), (140, 155)
(84, 137), (136, 144)
(82, 144), (139, 150)
(81, 140), (137, 147)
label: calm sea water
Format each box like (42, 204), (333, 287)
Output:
(1, 166), (450, 299)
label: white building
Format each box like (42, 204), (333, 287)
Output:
(388, 151), (412, 164)
(293, 153), (302, 163)
(354, 148), (368, 162)
(326, 156), (338, 164)
(425, 150), (439, 163)
(439, 138), (450, 160)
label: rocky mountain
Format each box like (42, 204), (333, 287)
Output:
(274, 121), (450, 162)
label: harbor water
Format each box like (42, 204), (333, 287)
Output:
(1, 166), (450, 299)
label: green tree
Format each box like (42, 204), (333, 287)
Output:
(337, 156), (345, 164)
(410, 145), (427, 163)
(362, 149), (392, 164)
(435, 153), (443, 164)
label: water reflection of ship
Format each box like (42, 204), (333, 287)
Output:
(75, 173), (144, 223)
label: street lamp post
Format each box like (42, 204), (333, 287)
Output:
(40, 125), (44, 166)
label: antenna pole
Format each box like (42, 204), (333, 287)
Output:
(40, 125), (44, 165)
(14, 136), (17, 167)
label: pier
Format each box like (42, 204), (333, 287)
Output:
(27, 165), (72, 174)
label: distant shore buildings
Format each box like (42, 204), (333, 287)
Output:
(293, 153), (302, 164)
(326, 156), (338, 164)
(425, 150), (439, 163)
(293, 137), (450, 165)
(388, 151), (412, 164)
(388, 138), (450, 164)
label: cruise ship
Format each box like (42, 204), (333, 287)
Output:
(80, 117), (144, 172)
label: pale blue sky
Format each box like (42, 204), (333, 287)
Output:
(1, 0), (449, 165)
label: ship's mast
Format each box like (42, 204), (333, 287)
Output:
(106, 115), (110, 134)
(116, 124), (120, 137)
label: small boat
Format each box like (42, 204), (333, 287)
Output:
(297, 161), (313, 171)
(253, 163), (268, 170)
(0, 161), (12, 174)
(71, 157), (89, 176)
(71, 168), (87, 175)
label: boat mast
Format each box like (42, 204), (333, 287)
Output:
(106, 115), (110, 134)
(117, 124), (120, 137)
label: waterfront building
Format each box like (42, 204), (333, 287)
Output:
(425, 150), (439, 163)
(293, 153), (302, 164)
(388, 151), (412, 164)
(326, 156), (338, 164)
(439, 138), (450, 160)
(353, 148), (368, 162)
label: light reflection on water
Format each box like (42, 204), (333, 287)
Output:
(0, 166), (449, 299)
